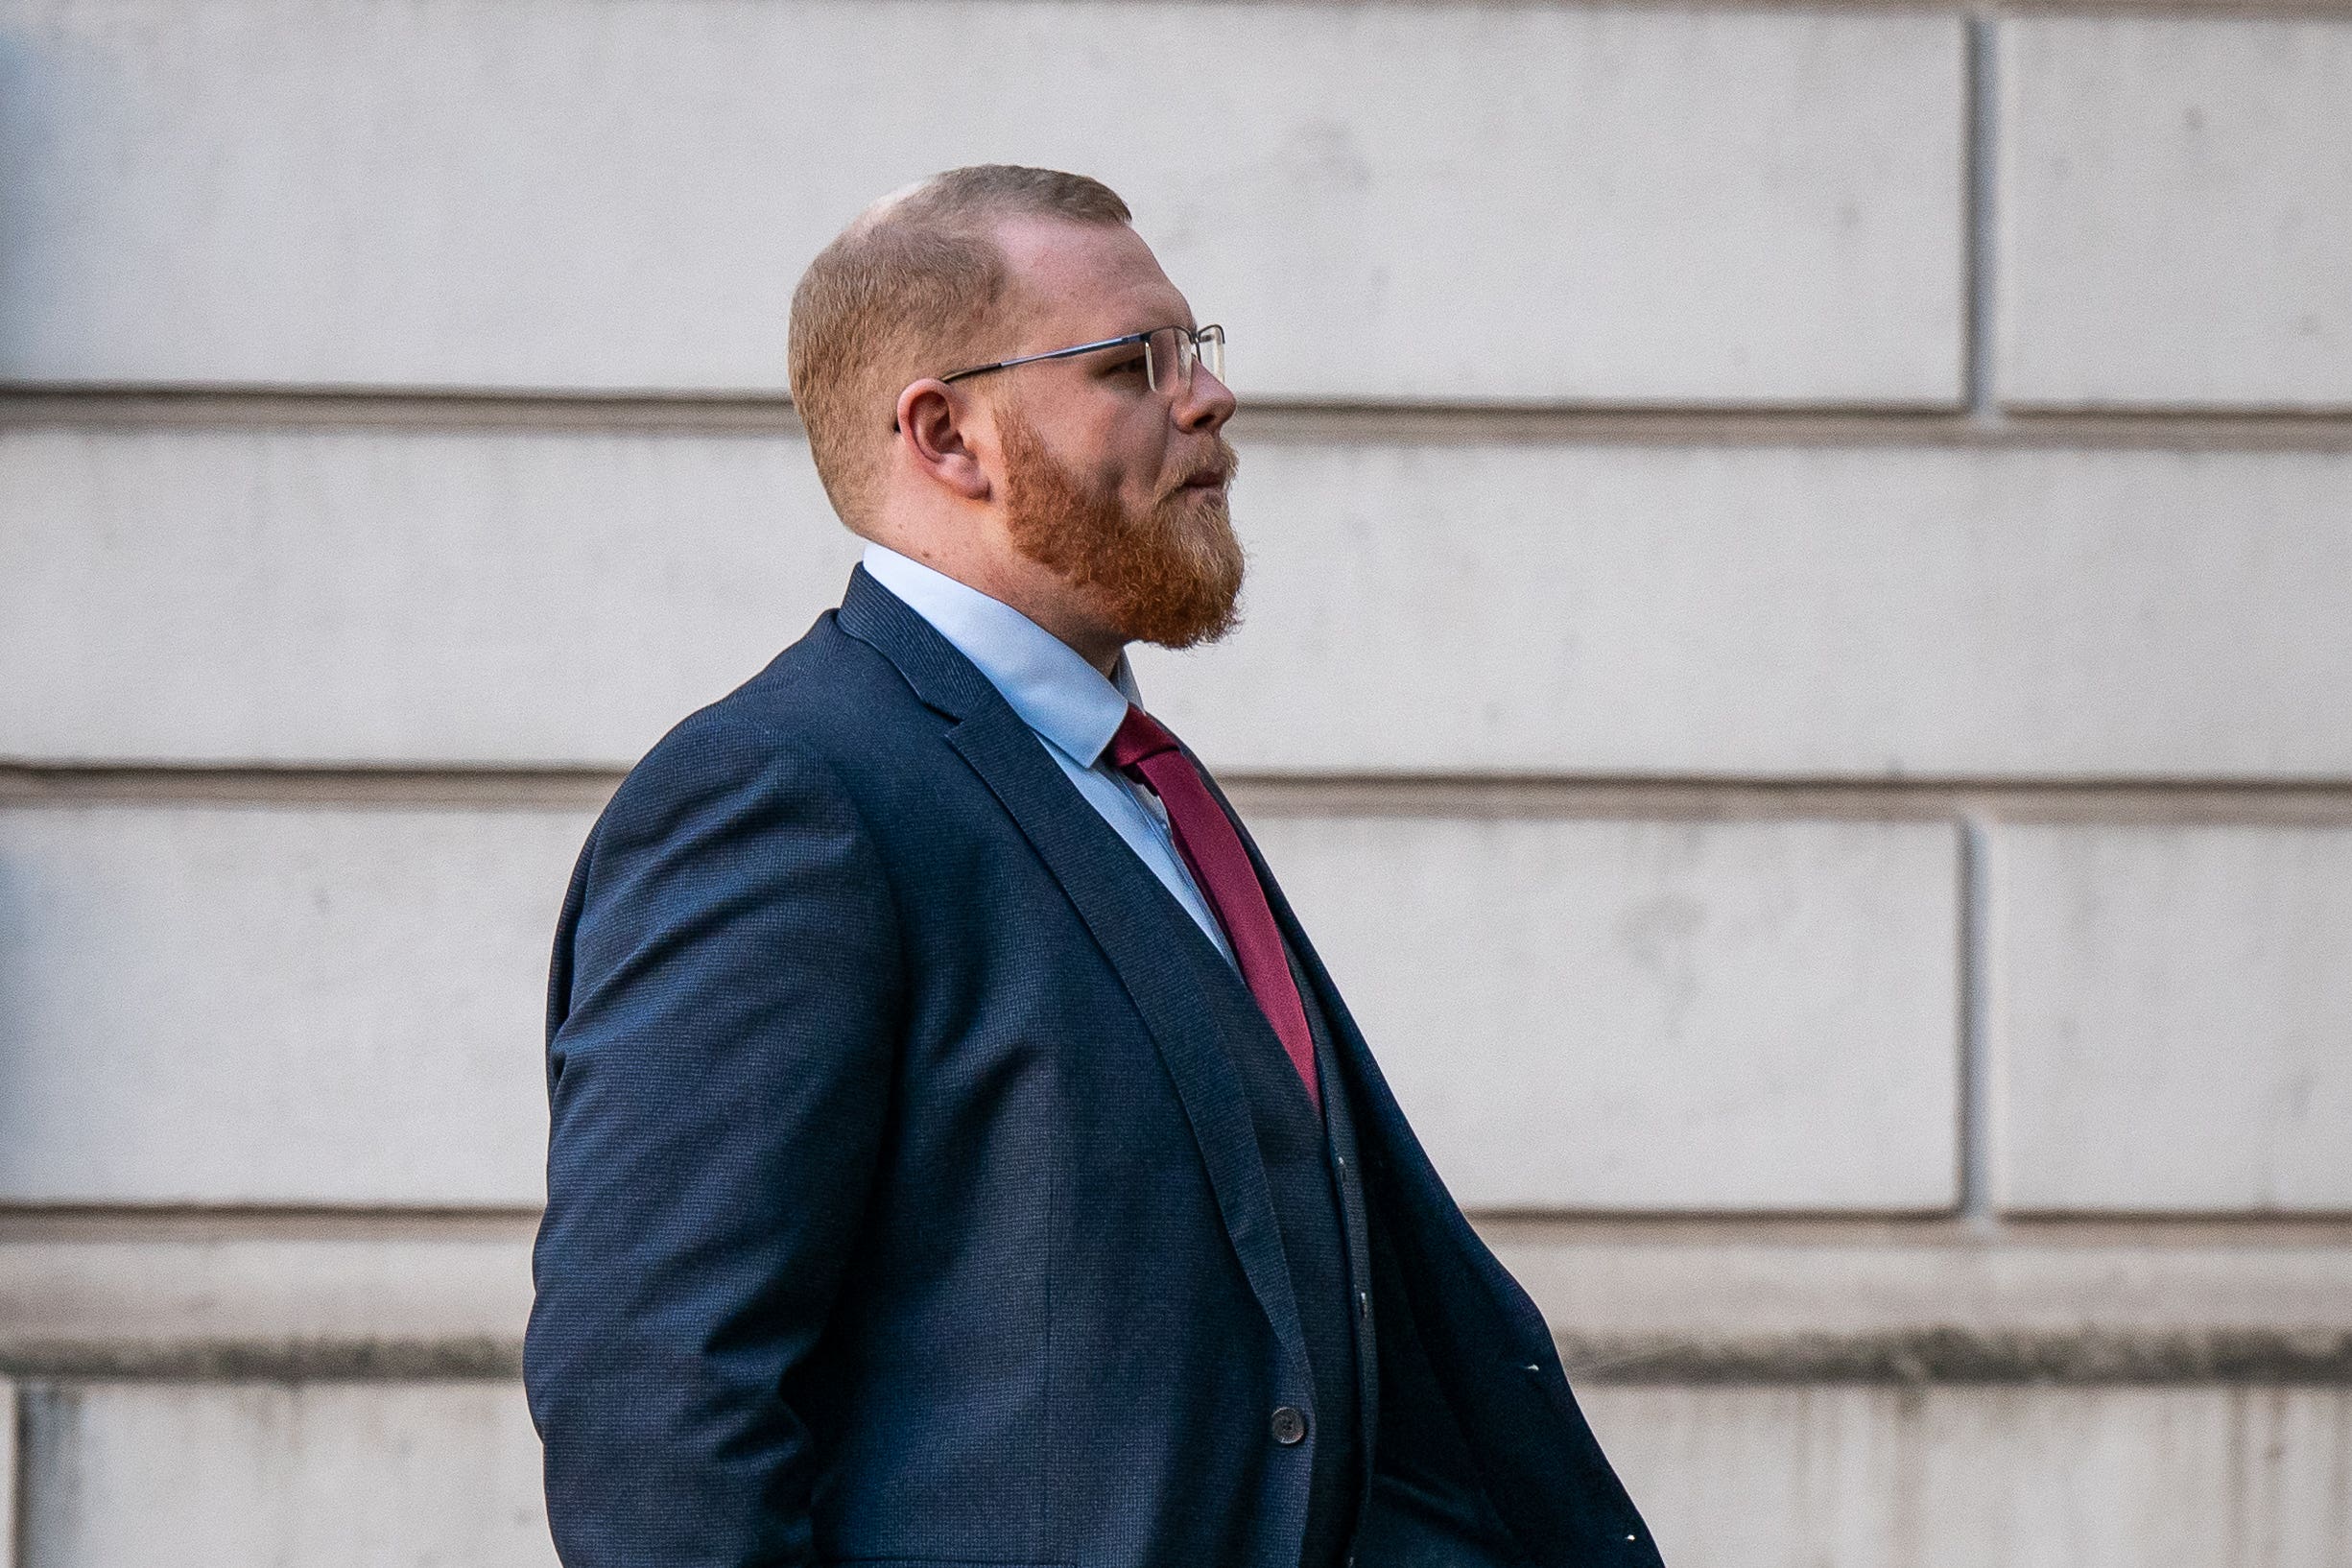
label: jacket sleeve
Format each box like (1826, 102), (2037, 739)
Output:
(525, 717), (903, 1567)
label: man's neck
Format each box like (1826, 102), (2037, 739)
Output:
(866, 535), (1126, 677)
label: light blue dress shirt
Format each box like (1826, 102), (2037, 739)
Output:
(859, 542), (1239, 969)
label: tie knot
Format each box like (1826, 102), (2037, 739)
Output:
(1107, 704), (1181, 772)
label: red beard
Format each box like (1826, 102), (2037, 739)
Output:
(996, 410), (1246, 650)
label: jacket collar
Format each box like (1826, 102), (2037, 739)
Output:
(835, 563), (1000, 722)
(856, 543), (1137, 768)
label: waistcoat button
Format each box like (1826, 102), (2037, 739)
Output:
(1270, 1405), (1307, 1445)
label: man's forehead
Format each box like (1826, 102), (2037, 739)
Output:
(995, 216), (1192, 339)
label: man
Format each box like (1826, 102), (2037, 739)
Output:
(527, 165), (1659, 1568)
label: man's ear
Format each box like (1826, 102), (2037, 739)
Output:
(894, 380), (991, 502)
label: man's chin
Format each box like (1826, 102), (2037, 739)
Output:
(1119, 573), (1245, 652)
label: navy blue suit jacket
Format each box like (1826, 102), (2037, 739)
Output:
(527, 567), (1661, 1568)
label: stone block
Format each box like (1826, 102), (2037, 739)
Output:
(0, 798), (1956, 1212)
(1586, 1384), (2352, 1568)
(1492, 1222), (2352, 1354)
(16, 1381), (556, 1568)
(0, 424), (859, 766)
(1993, 823), (2352, 1212)
(15, 1376), (2351, 1567)
(1998, 16), (2352, 409)
(13, 426), (2352, 778)
(1138, 440), (2352, 779)
(0, 0), (1964, 403)
(0, 1229), (537, 1368)
(1, 1376), (13, 1566)
(0, 802), (592, 1205)
(1251, 815), (1960, 1210)
(11, 1219), (2352, 1380)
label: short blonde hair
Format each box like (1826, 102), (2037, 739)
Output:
(788, 165), (1133, 530)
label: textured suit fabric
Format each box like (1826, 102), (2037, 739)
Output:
(1275, 942), (1368, 1568)
(526, 565), (1663, 1568)
(1162, 892), (1360, 1568)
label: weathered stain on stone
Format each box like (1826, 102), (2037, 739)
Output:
(0, 1337), (522, 1382)
(1558, 1327), (2352, 1386)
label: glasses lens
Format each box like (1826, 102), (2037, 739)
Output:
(1144, 326), (1182, 393)
(1144, 326), (1223, 393)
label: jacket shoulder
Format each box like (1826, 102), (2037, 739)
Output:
(628, 609), (932, 784)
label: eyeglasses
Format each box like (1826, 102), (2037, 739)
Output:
(939, 322), (1225, 395)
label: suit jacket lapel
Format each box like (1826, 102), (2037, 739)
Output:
(835, 567), (1312, 1389)
(1195, 756), (1372, 1116)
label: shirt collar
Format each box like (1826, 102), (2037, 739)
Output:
(860, 542), (1139, 768)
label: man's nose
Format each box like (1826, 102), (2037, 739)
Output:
(1174, 367), (1236, 434)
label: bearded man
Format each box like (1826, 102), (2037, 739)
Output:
(525, 165), (1659, 1568)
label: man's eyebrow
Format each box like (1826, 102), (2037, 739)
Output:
(1083, 321), (1184, 355)
(1116, 314), (1201, 339)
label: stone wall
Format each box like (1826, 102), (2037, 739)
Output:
(2, 1), (2347, 1562)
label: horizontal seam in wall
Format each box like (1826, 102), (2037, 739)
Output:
(5, 390), (2352, 452)
(10, 1208), (2352, 1242)
(1558, 1327), (2352, 1385)
(14, 768), (2352, 823)
(0, 1339), (523, 1383)
(9, 1329), (2352, 1387)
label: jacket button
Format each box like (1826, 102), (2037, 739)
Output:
(1270, 1406), (1307, 1445)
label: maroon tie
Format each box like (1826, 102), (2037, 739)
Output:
(1109, 705), (1320, 1112)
